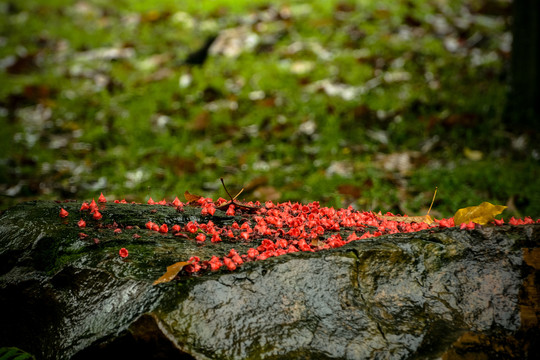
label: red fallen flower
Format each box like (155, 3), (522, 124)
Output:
(240, 232), (250, 240)
(492, 218), (504, 226)
(133, 233), (141, 239)
(147, 197), (155, 205)
(223, 257), (236, 271)
(152, 224), (159, 232)
(89, 199), (97, 209)
(196, 233), (206, 242)
(211, 233), (222, 243)
(78, 219), (86, 228)
(93, 210), (102, 220)
(226, 205), (236, 216)
(80, 202), (90, 211)
(145, 221), (155, 230)
(172, 224), (181, 232)
(460, 221), (476, 230)
(247, 248), (259, 259)
(98, 193), (107, 203)
(159, 224), (168, 233)
(93, 238), (100, 245)
(257, 251), (271, 261)
(347, 232), (359, 241)
(59, 208), (69, 218)
(172, 197), (183, 207)
(287, 245), (299, 253)
(114, 228), (122, 234)
(79, 232), (88, 239)
(157, 198), (167, 205)
(186, 221), (198, 233)
(119, 248), (129, 258)
(232, 253), (243, 265)
(276, 238), (288, 248)
(208, 256), (223, 271)
(185, 256), (201, 273)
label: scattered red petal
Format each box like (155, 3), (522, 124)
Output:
(133, 233), (141, 239)
(80, 202), (90, 211)
(59, 208), (69, 218)
(114, 228), (122, 234)
(147, 197), (155, 205)
(98, 193), (107, 203)
(78, 219), (86, 228)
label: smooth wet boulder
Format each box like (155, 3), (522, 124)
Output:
(0, 201), (538, 359)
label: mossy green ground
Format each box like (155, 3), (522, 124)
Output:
(1, 0), (538, 218)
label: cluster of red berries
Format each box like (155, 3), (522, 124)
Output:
(59, 193), (539, 272)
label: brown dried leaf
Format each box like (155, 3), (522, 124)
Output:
(153, 260), (193, 285)
(184, 190), (203, 203)
(378, 214), (434, 225)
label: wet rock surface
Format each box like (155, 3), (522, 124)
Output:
(0, 201), (539, 359)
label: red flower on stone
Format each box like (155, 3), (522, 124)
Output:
(80, 202), (90, 211)
(119, 248), (129, 258)
(147, 197), (155, 205)
(78, 219), (86, 228)
(98, 193), (107, 203)
(59, 208), (69, 218)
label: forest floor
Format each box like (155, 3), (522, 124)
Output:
(1, 0), (538, 218)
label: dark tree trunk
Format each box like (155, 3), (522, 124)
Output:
(505, 0), (540, 146)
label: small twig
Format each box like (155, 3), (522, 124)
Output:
(427, 187), (438, 216)
(220, 178), (234, 200)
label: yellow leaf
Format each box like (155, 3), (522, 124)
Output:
(153, 260), (193, 285)
(453, 202), (507, 226)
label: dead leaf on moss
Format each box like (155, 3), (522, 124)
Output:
(453, 201), (506, 226)
(153, 260), (193, 285)
(184, 190), (203, 203)
(378, 214), (434, 224)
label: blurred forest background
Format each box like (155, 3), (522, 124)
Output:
(1, 0), (538, 219)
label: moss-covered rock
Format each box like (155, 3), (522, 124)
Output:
(0, 201), (538, 359)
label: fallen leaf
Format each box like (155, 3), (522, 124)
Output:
(184, 190), (203, 203)
(378, 214), (434, 224)
(378, 187), (437, 225)
(453, 202), (507, 226)
(153, 260), (193, 285)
